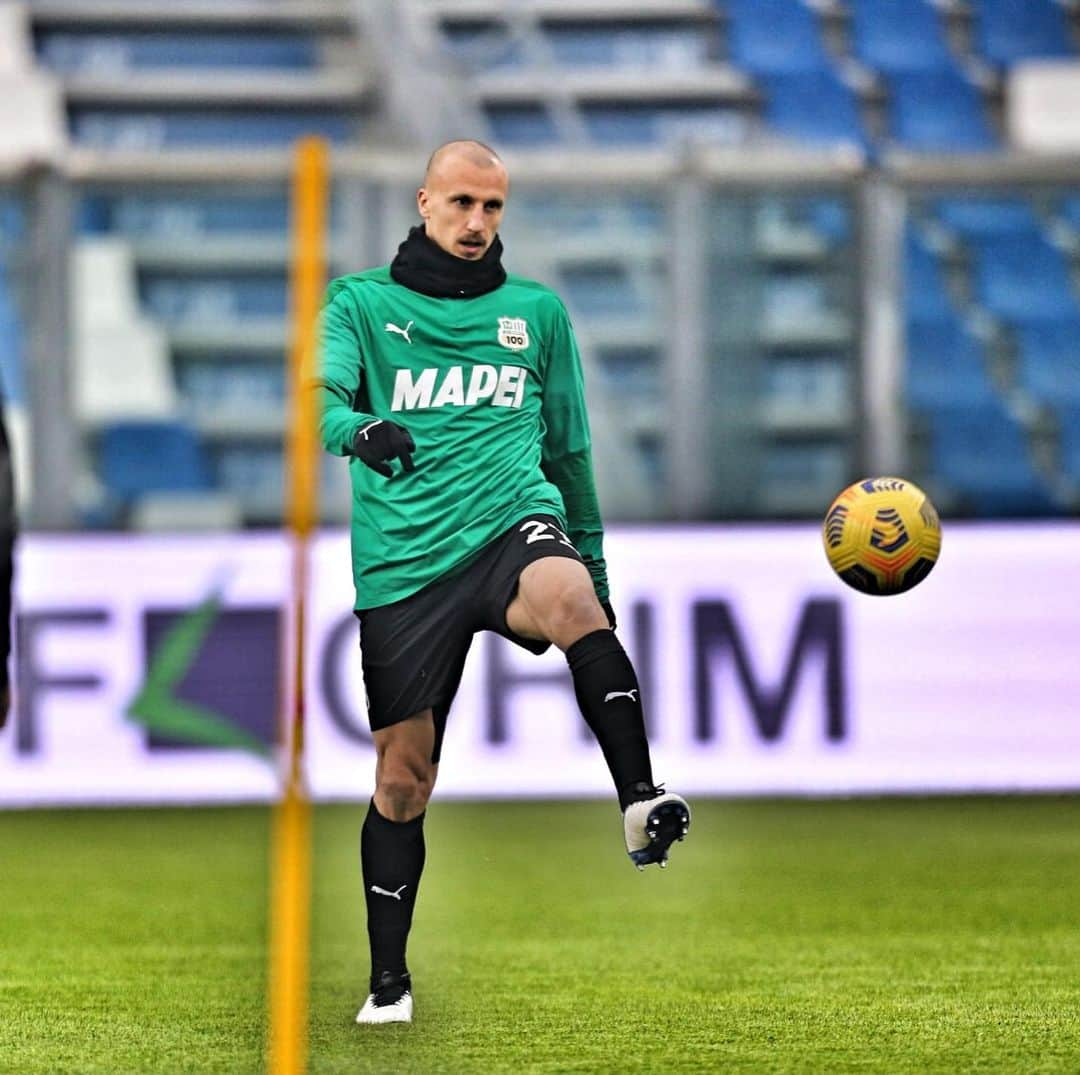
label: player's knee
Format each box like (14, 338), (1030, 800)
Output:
(547, 583), (604, 636)
(376, 764), (433, 821)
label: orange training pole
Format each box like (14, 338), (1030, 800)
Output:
(268, 136), (328, 1075)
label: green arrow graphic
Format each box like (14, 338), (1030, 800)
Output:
(127, 587), (274, 759)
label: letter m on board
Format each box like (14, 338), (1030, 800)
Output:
(692, 599), (846, 743)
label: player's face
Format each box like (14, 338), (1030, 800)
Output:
(417, 157), (508, 261)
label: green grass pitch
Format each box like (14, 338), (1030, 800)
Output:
(1, 797), (1078, 1073)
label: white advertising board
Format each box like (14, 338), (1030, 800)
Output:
(2, 524), (1079, 805)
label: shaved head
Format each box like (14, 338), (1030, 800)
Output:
(424, 140), (504, 185)
(418, 140), (509, 260)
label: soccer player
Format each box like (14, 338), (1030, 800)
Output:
(317, 140), (690, 1025)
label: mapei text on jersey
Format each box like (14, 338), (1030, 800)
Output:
(391, 364), (528, 411)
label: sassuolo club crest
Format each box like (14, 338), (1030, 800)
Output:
(497, 316), (529, 351)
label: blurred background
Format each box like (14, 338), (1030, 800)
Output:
(3, 0), (1080, 532)
(2, 0), (1080, 808)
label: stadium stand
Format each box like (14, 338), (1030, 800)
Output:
(414, 0), (1080, 155)
(415, 0), (752, 148)
(903, 190), (1080, 514)
(924, 399), (1059, 515)
(5, 0), (1080, 523)
(73, 188), (307, 523)
(29, 0), (368, 149)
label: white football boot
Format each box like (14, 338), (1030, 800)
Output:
(623, 787), (691, 870)
(356, 971), (413, 1025)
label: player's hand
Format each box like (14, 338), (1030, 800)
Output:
(352, 420), (416, 478)
(601, 600), (616, 631)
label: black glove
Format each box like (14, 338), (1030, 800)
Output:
(601, 600), (616, 631)
(351, 419), (415, 478)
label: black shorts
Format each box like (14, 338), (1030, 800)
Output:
(356, 513), (584, 762)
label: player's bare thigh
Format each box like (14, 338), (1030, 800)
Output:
(505, 556), (609, 651)
(373, 709), (438, 822)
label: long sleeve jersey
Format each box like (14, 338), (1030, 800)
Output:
(318, 266), (608, 610)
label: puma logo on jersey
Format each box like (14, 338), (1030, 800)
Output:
(604, 689), (638, 704)
(385, 320), (413, 344)
(391, 364), (527, 411)
(370, 884), (408, 901)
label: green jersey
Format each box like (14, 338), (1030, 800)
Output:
(319, 266), (608, 609)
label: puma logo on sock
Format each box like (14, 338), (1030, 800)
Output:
(604, 689), (638, 703)
(370, 884), (408, 901)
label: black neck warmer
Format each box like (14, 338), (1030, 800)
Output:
(389, 225), (507, 299)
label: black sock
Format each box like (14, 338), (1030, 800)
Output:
(360, 799), (425, 989)
(566, 629), (654, 810)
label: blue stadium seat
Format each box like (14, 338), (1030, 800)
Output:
(971, 235), (1080, 322)
(559, 265), (641, 316)
(138, 273), (288, 322)
(1057, 194), (1080, 234)
(932, 196), (1042, 238)
(905, 318), (999, 410)
(1015, 318), (1080, 403)
(99, 421), (212, 501)
(37, 32), (318, 71)
(761, 69), (869, 149)
(79, 192), (292, 237)
(849, 0), (954, 73)
(925, 401), (1059, 514)
(179, 362), (285, 410)
(485, 104), (559, 146)
(886, 67), (997, 151)
(71, 109), (352, 148)
(1057, 402), (1080, 482)
(546, 26), (709, 69)
(0, 197), (25, 244)
(0, 269), (26, 404)
(903, 233), (956, 321)
(440, 25), (525, 70)
(582, 103), (742, 146)
(974, 0), (1074, 68)
(580, 106), (664, 145)
(216, 445), (283, 504)
(806, 198), (852, 245)
(726, 0), (832, 75)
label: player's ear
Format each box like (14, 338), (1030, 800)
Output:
(417, 187), (430, 220)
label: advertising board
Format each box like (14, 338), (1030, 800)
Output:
(3, 525), (1078, 804)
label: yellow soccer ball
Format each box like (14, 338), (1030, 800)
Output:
(823, 477), (942, 595)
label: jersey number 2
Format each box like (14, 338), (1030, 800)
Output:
(519, 521), (574, 548)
